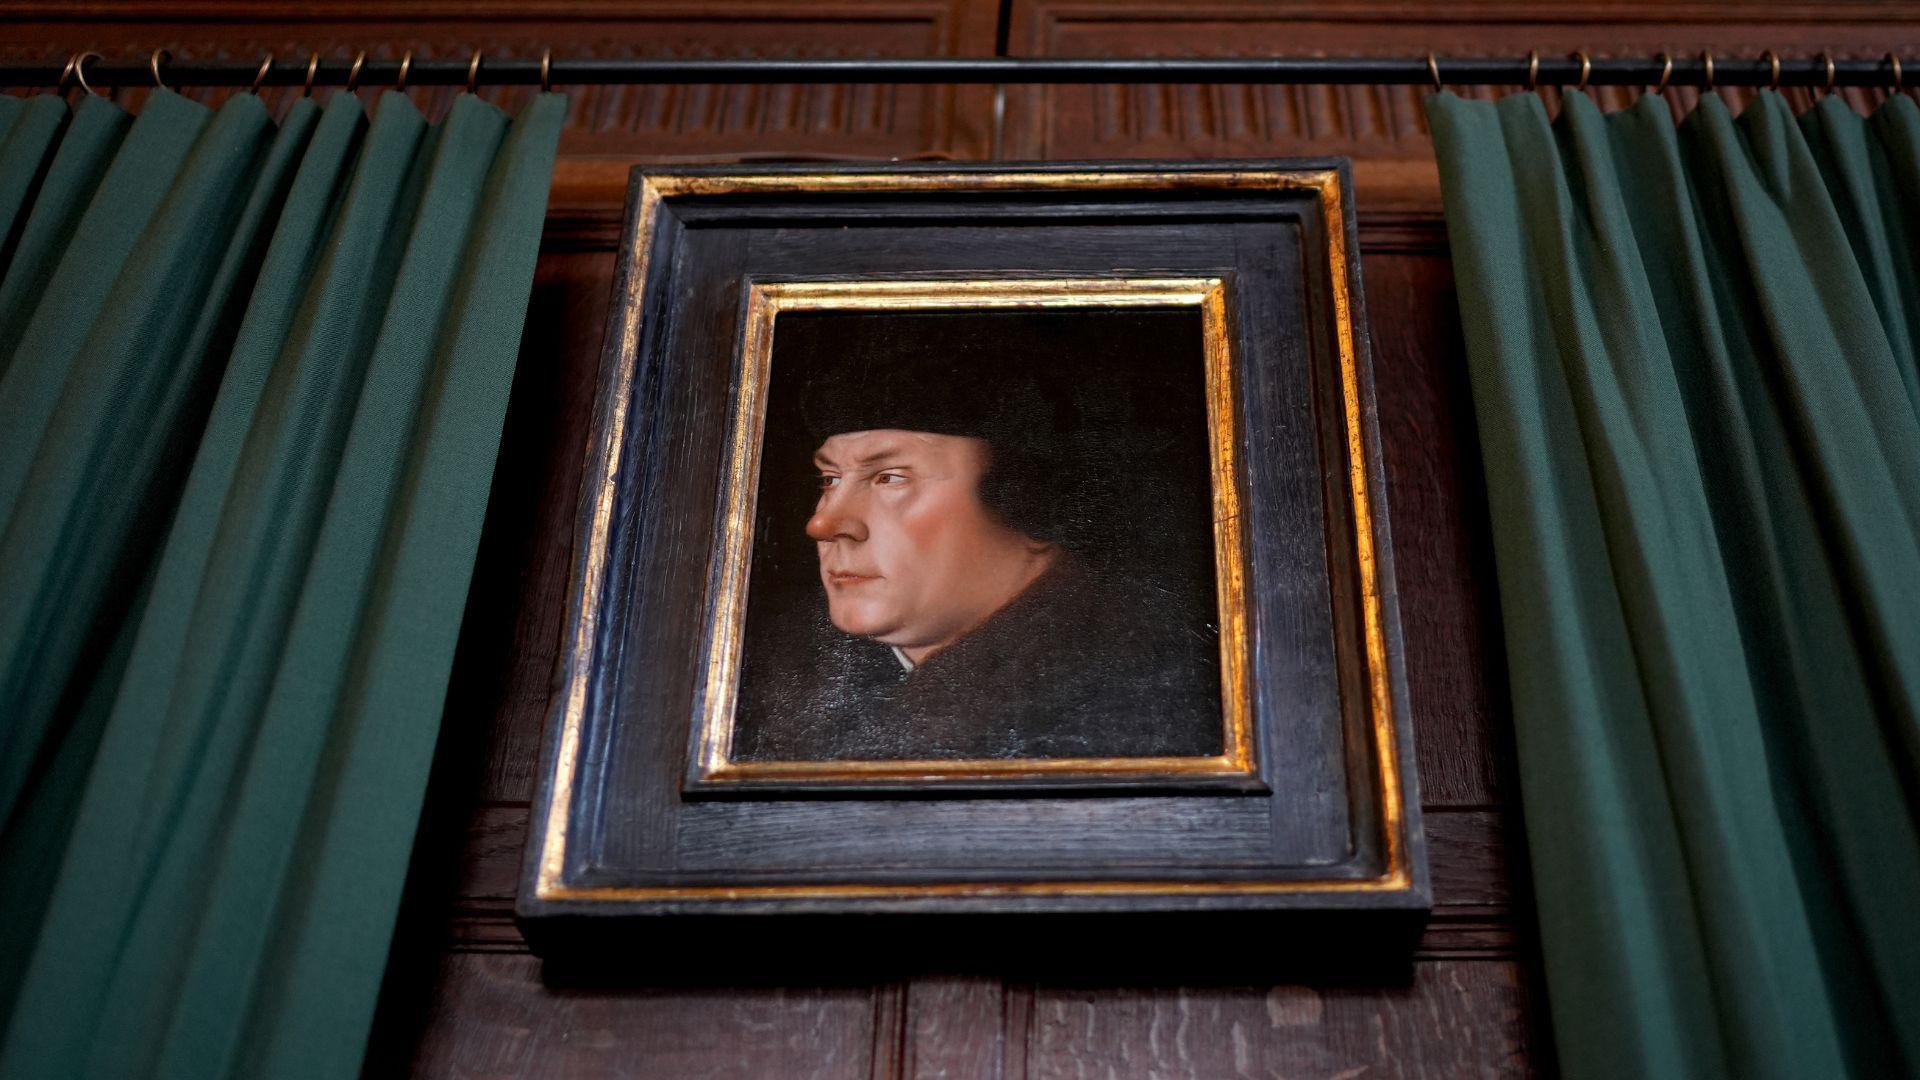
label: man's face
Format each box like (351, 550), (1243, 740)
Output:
(807, 429), (1051, 658)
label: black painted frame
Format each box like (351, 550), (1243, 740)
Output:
(518, 161), (1427, 950)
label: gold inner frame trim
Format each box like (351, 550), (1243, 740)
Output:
(534, 167), (1410, 903)
(692, 278), (1253, 786)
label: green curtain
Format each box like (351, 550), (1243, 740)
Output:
(0, 85), (563, 1079)
(1428, 88), (1920, 1079)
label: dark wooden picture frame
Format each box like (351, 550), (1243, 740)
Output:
(518, 161), (1428, 955)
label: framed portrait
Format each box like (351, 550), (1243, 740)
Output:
(519, 162), (1427, 954)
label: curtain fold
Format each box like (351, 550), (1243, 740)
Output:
(1430, 88), (1920, 1080)
(0, 86), (563, 1080)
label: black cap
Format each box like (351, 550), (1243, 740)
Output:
(790, 310), (1068, 450)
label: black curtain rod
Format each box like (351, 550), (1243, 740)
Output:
(0, 54), (1913, 90)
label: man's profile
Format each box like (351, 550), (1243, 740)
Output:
(732, 308), (1224, 761)
(809, 429), (1058, 670)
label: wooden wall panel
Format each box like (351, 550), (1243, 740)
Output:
(1003, 0), (1920, 209)
(4, 0), (1000, 160)
(370, 954), (889, 1078)
(370, 959), (1541, 1078)
(1022, 963), (1537, 1079)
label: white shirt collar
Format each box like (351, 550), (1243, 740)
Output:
(890, 645), (916, 672)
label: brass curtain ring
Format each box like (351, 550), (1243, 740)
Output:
(1425, 52), (1442, 92)
(1890, 53), (1904, 94)
(1701, 49), (1716, 91)
(73, 52), (106, 97)
(149, 48), (170, 90)
(1572, 51), (1591, 91)
(1524, 49), (1539, 93)
(303, 52), (320, 97)
(396, 50), (414, 92)
(466, 48), (483, 94)
(540, 48), (552, 93)
(56, 53), (78, 94)
(1820, 51), (1836, 97)
(251, 51), (275, 94)
(1762, 49), (1780, 90)
(1654, 52), (1673, 95)
(346, 51), (366, 93)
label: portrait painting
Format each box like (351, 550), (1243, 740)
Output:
(733, 303), (1224, 763)
(688, 278), (1256, 789)
(524, 165), (1426, 935)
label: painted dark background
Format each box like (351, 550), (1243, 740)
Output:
(730, 306), (1223, 761)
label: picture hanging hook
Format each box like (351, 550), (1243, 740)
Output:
(1425, 53), (1442, 92)
(302, 52), (320, 97)
(251, 51), (274, 95)
(149, 48), (170, 90)
(73, 52), (106, 97)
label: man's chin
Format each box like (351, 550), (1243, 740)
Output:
(826, 604), (897, 642)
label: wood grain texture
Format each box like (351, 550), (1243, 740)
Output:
(1362, 244), (1512, 809)
(367, 956), (1539, 1078)
(1024, 962), (1537, 1079)
(365, 953), (885, 1079)
(5, 0), (998, 160)
(1002, 0), (1920, 210)
(903, 977), (1006, 1080)
(407, 805), (1514, 954)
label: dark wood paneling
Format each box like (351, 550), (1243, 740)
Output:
(1363, 239), (1512, 809)
(6, 0), (999, 161)
(368, 954), (1539, 1079)
(903, 977), (1006, 1079)
(1002, 0), (1920, 209)
(1024, 963), (1537, 1079)
(445, 249), (616, 809)
(366, 953), (887, 1079)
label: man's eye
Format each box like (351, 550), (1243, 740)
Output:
(817, 475), (840, 489)
(874, 472), (908, 486)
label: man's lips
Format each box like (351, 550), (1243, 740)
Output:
(825, 570), (879, 585)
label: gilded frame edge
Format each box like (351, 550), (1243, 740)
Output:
(528, 164), (1414, 905)
(685, 276), (1255, 791)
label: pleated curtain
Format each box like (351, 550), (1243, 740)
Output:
(1428, 89), (1920, 1078)
(0, 85), (563, 1079)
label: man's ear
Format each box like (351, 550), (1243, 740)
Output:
(1023, 537), (1061, 557)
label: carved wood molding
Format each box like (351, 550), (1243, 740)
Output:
(1004, 0), (1920, 207)
(4, 0), (1000, 159)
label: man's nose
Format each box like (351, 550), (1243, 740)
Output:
(806, 488), (867, 542)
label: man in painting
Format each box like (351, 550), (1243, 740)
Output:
(734, 313), (1224, 762)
